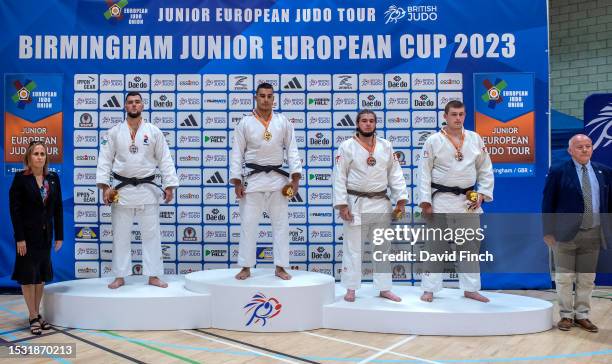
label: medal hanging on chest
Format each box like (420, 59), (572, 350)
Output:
(441, 128), (465, 162)
(354, 136), (377, 167)
(129, 123), (139, 154)
(129, 143), (138, 154)
(253, 109), (273, 142)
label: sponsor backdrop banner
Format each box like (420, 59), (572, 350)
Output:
(0, 0), (549, 289)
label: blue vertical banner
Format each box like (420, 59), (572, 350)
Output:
(584, 94), (612, 286)
(584, 94), (612, 166)
(1, 0), (549, 289)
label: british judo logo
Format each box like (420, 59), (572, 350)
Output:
(244, 292), (282, 327)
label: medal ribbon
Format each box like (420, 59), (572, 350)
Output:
(353, 136), (376, 160)
(252, 109), (273, 133)
(128, 121), (141, 145)
(441, 127), (465, 157)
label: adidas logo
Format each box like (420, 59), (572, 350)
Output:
(206, 171), (225, 184)
(289, 192), (304, 203)
(283, 77), (303, 90)
(181, 114), (198, 127)
(102, 95), (120, 108)
(336, 114), (355, 127)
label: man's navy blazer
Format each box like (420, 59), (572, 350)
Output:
(542, 159), (612, 244)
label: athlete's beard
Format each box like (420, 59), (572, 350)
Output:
(127, 111), (141, 118)
(356, 127), (375, 138)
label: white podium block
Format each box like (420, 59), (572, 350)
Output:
(43, 276), (210, 330)
(323, 285), (553, 336)
(185, 269), (335, 332)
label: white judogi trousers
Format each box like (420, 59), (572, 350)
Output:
(420, 208), (482, 293)
(342, 223), (392, 291)
(238, 191), (289, 268)
(111, 204), (163, 277)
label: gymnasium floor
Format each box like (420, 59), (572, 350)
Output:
(0, 289), (610, 363)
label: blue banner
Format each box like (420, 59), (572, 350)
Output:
(0, 0), (550, 289)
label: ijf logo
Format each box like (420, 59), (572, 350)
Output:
(481, 78), (507, 109)
(244, 292), (282, 327)
(12, 79), (36, 109)
(104, 0), (128, 20)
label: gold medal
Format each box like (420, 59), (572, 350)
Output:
(109, 189), (119, 203)
(253, 109), (273, 142)
(466, 190), (479, 203)
(281, 184), (295, 198)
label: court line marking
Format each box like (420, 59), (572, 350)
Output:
(195, 329), (321, 364)
(303, 331), (442, 364)
(180, 329), (301, 364)
(357, 335), (417, 364)
(55, 328), (145, 363)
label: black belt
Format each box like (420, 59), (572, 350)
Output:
(347, 189), (389, 200)
(245, 163), (290, 178)
(112, 172), (165, 196)
(431, 183), (475, 198)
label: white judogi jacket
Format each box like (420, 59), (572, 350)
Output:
(229, 112), (302, 193)
(96, 120), (178, 206)
(418, 129), (494, 213)
(333, 136), (408, 225)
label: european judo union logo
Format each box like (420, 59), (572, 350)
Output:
(481, 78), (507, 109)
(12, 79), (37, 109)
(104, 0), (128, 20)
(244, 292), (282, 327)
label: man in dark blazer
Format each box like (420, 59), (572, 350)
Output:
(542, 134), (611, 333)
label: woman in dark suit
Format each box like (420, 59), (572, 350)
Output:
(9, 141), (63, 335)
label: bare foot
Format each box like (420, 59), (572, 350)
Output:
(275, 266), (292, 280)
(344, 289), (356, 302)
(420, 291), (434, 302)
(108, 278), (125, 289)
(235, 267), (251, 280)
(380, 290), (402, 302)
(148, 276), (168, 288)
(464, 291), (490, 302)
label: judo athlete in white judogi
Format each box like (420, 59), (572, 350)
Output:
(418, 100), (494, 302)
(96, 91), (178, 289)
(229, 83), (302, 281)
(333, 109), (408, 302)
